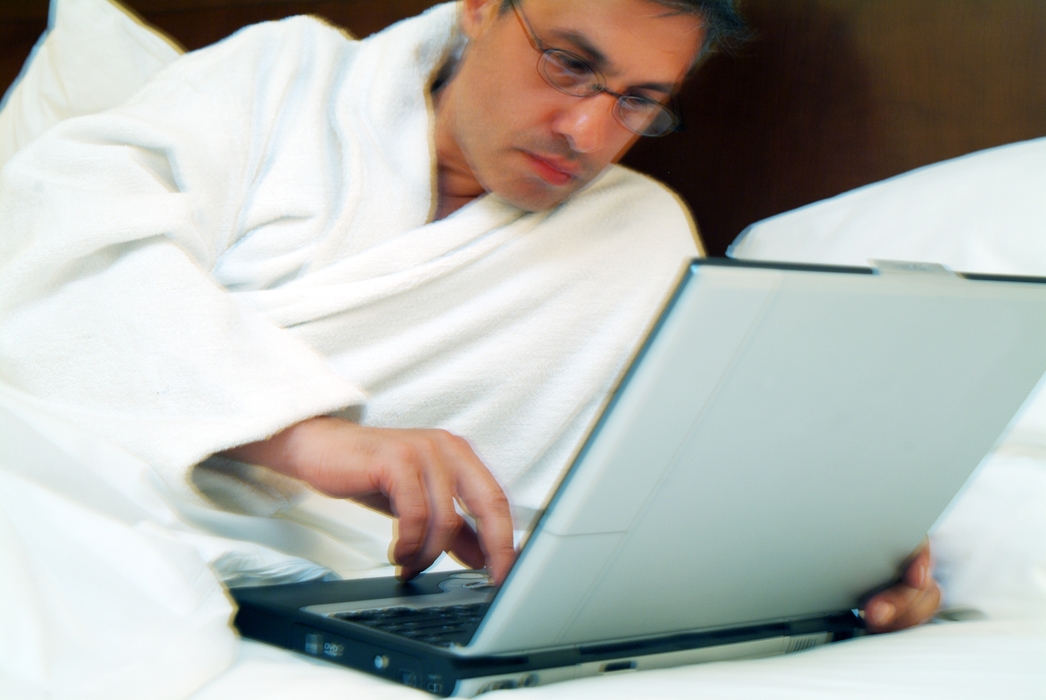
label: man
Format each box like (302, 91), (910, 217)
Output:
(222, 0), (722, 582)
(225, 0), (939, 630)
(0, 2), (935, 678)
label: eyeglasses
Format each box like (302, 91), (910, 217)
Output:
(509, 0), (680, 137)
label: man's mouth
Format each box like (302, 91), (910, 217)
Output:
(523, 151), (579, 186)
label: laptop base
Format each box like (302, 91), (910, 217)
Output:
(232, 571), (863, 697)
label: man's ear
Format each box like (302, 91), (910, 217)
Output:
(460, 0), (502, 40)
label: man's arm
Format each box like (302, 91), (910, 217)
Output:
(0, 21), (374, 495)
(222, 417), (518, 583)
(227, 416), (938, 617)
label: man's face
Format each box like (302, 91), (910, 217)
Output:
(438, 0), (706, 212)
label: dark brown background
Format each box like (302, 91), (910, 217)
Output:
(2, 0), (1044, 255)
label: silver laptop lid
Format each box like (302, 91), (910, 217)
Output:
(465, 259), (1046, 655)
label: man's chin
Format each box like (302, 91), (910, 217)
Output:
(489, 175), (593, 213)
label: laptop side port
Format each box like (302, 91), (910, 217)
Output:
(601, 660), (637, 673)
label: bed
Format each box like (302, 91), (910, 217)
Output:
(1, 0), (1045, 698)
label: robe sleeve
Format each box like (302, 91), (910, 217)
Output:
(0, 20), (367, 500)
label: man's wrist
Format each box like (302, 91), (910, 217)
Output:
(219, 416), (336, 483)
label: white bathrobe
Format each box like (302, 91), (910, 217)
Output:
(0, 3), (698, 514)
(0, 6), (697, 694)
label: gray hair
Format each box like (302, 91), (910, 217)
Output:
(499, 0), (748, 60)
(647, 0), (748, 59)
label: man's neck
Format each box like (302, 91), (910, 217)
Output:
(434, 188), (481, 221)
(431, 77), (486, 220)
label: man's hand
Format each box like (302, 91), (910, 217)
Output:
(222, 417), (517, 583)
(863, 544), (941, 632)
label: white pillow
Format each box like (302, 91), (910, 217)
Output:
(932, 452), (1046, 620)
(0, 0), (182, 169)
(730, 139), (1046, 619)
(729, 137), (1046, 276)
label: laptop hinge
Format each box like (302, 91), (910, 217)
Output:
(869, 259), (956, 276)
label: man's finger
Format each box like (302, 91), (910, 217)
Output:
(897, 584), (942, 629)
(384, 466), (431, 573)
(445, 436), (516, 584)
(447, 521), (486, 570)
(866, 584), (941, 632)
(400, 449), (467, 580)
(904, 545), (932, 589)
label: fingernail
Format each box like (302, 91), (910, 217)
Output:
(870, 602), (895, 627)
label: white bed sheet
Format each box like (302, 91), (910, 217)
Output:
(191, 619), (1046, 699)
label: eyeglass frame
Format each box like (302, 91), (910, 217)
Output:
(507, 0), (682, 138)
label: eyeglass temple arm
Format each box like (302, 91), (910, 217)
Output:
(510, 0), (544, 53)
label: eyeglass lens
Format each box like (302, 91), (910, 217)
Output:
(539, 50), (677, 137)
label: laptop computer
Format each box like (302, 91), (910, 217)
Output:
(231, 258), (1046, 696)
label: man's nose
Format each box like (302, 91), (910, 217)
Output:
(553, 93), (618, 154)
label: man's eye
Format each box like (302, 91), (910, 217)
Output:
(546, 50), (593, 79)
(619, 95), (658, 113)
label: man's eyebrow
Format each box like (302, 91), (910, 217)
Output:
(549, 29), (610, 70)
(549, 29), (676, 96)
(628, 81), (676, 96)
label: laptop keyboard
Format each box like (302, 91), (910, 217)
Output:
(334, 603), (489, 647)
